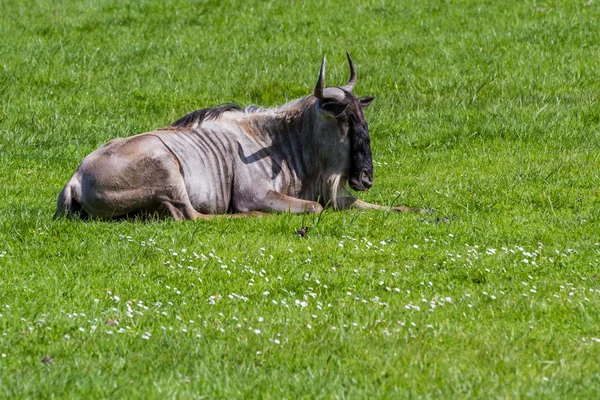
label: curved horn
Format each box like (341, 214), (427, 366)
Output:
(314, 56), (346, 102)
(314, 56), (326, 99)
(341, 52), (357, 92)
(322, 87), (346, 102)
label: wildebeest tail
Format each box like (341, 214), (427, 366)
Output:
(54, 174), (87, 219)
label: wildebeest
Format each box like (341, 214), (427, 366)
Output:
(56, 54), (420, 220)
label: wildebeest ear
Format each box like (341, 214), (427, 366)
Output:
(319, 100), (348, 116)
(358, 96), (375, 108)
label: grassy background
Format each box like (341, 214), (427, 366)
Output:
(1, 0), (600, 397)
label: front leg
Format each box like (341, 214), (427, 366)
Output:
(355, 199), (422, 213)
(259, 190), (323, 213)
(336, 196), (422, 213)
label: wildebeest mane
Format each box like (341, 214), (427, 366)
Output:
(164, 104), (243, 129)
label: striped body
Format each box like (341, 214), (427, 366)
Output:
(151, 104), (324, 213)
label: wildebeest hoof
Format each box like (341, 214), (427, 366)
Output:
(434, 214), (459, 224)
(391, 206), (422, 213)
(308, 203), (324, 213)
(295, 227), (309, 237)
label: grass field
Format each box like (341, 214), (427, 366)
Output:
(1, 0), (600, 397)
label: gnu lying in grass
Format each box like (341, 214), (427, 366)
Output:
(56, 54), (420, 220)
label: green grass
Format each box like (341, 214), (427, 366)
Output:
(2, 0), (600, 397)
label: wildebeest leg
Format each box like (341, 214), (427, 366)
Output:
(155, 175), (212, 221)
(160, 197), (212, 221)
(260, 190), (323, 213)
(337, 197), (422, 213)
(357, 200), (421, 213)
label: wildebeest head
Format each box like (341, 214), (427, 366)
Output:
(313, 53), (375, 191)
